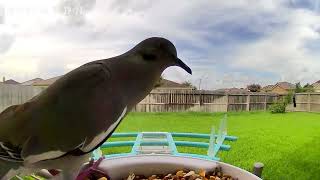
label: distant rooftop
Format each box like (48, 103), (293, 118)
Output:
(213, 88), (249, 94)
(27, 75), (192, 90)
(32, 76), (62, 86)
(274, 82), (295, 90)
(262, 85), (275, 91)
(157, 79), (194, 89)
(21, 78), (43, 86)
(3, 79), (20, 85)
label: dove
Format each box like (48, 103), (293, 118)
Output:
(0, 37), (192, 179)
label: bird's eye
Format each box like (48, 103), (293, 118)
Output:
(142, 53), (157, 61)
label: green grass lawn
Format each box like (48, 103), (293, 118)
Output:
(103, 111), (320, 180)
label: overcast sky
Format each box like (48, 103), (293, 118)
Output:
(0, 0), (319, 89)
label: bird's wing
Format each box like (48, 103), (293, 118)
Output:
(0, 61), (126, 164)
(0, 103), (32, 162)
(0, 142), (23, 162)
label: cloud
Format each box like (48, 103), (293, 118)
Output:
(0, 57), (38, 81)
(108, 0), (154, 14)
(0, 32), (14, 54)
(56, 0), (97, 26)
(231, 8), (320, 85)
(289, 0), (320, 12)
(0, 5), (4, 24)
(0, 0), (319, 88)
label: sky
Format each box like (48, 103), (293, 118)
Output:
(0, 0), (319, 89)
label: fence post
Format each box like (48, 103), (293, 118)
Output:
(147, 94), (151, 112)
(264, 94), (267, 110)
(246, 94), (250, 111)
(226, 94), (229, 112)
(197, 91), (201, 111)
(308, 93), (311, 112)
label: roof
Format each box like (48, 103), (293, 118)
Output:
(262, 82), (295, 92)
(312, 80), (320, 85)
(30, 76), (193, 89)
(274, 82), (295, 90)
(3, 79), (20, 85)
(157, 79), (194, 89)
(312, 82), (320, 88)
(213, 88), (249, 94)
(31, 76), (193, 89)
(262, 85), (275, 91)
(32, 76), (62, 86)
(21, 78), (43, 86)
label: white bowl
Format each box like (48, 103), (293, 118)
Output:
(93, 155), (261, 180)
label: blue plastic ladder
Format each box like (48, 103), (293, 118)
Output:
(93, 115), (237, 161)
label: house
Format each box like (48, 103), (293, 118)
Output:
(213, 88), (249, 94)
(261, 85), (274, 92)
(29, 76), (194, 91)
(312, 81), (320, 92)
(32, 76), (62, 89)
(21, 78), (43, 86)
(262, 82), (295, 94)
(3, 79), (20, 85)
(155, 79), (195, 90)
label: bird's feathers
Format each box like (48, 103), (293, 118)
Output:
(21, 136), (66, 164)
(80, 106), (127, 152)
(0, 61), (130, 166)
(0, 142), (23, 162)
(0, 62), (115, 163)
(0, 37), (191, 178)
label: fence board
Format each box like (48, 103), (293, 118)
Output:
(292, 93), (320, 112)
(1, 85), (320, 113)
(133, 91), (280, 112)
(0, 84), (42, 112)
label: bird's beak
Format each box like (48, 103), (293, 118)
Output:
(175, 58), (192, 75)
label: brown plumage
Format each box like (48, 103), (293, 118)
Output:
(0, 37), (192, 179)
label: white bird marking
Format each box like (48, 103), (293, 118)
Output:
(0, 142), (11, 151)
(0, 156), (23, 162)
(0, 107), (127, 164)
(80, 106), (127, 152)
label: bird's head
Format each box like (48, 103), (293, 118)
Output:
(127, 37), (192, 75)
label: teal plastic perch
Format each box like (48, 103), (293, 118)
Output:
(93, 114), (238, 161)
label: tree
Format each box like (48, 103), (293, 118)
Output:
(295, 82), (304, 93)
(154, 75), (164, 88)
(182, 81), (197, 90)
(295, 82), (314, 93)
(181, 81), (192, 87)
(303, 83), (315, 92)
(247, 84), (261, 92)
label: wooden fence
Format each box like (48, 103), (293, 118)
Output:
(286, 93), (320, 112)
(0, 84), (43, 112)
(1, 85), (319, 113)
(133, 89), (281, 112)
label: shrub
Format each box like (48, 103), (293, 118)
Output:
(269, 102), (286, 113)
(269, 92), (293, 113)
(284, 92), (293, 105)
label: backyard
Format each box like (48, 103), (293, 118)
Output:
(103, 111), (320, 180)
